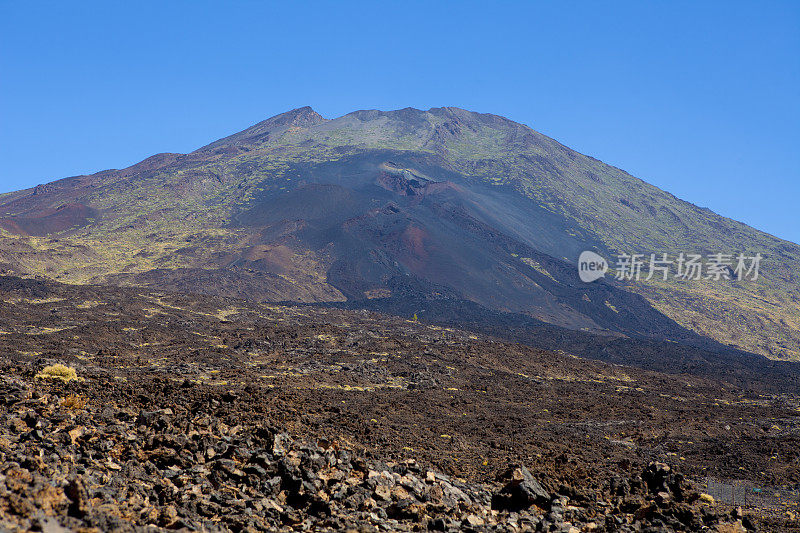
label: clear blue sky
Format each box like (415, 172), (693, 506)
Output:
(1, 1), (798, 243)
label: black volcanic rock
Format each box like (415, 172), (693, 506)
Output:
(492, 465), (551, 511)
(0, 276), (788, 531)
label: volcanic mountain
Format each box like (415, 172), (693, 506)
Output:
(0, 106), (798, 362)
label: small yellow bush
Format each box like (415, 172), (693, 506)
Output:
(699, 493), (715, 504)
(60, 394), (88, 410)
(35, 364), (82, 383)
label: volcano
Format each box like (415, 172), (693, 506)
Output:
(0, 106), (798, 361)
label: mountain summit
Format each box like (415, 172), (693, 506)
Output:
(0, 107), (797, 360)
(200, 106), (327, 152)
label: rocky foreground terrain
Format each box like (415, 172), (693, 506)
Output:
(0, 276), (798, 531)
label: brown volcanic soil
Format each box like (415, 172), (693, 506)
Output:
(0, 276), (798, 531)
(0, 203), (96, 237)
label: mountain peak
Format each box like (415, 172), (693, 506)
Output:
(267, 106), (325, 127)
(198, 106), (326, 152)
